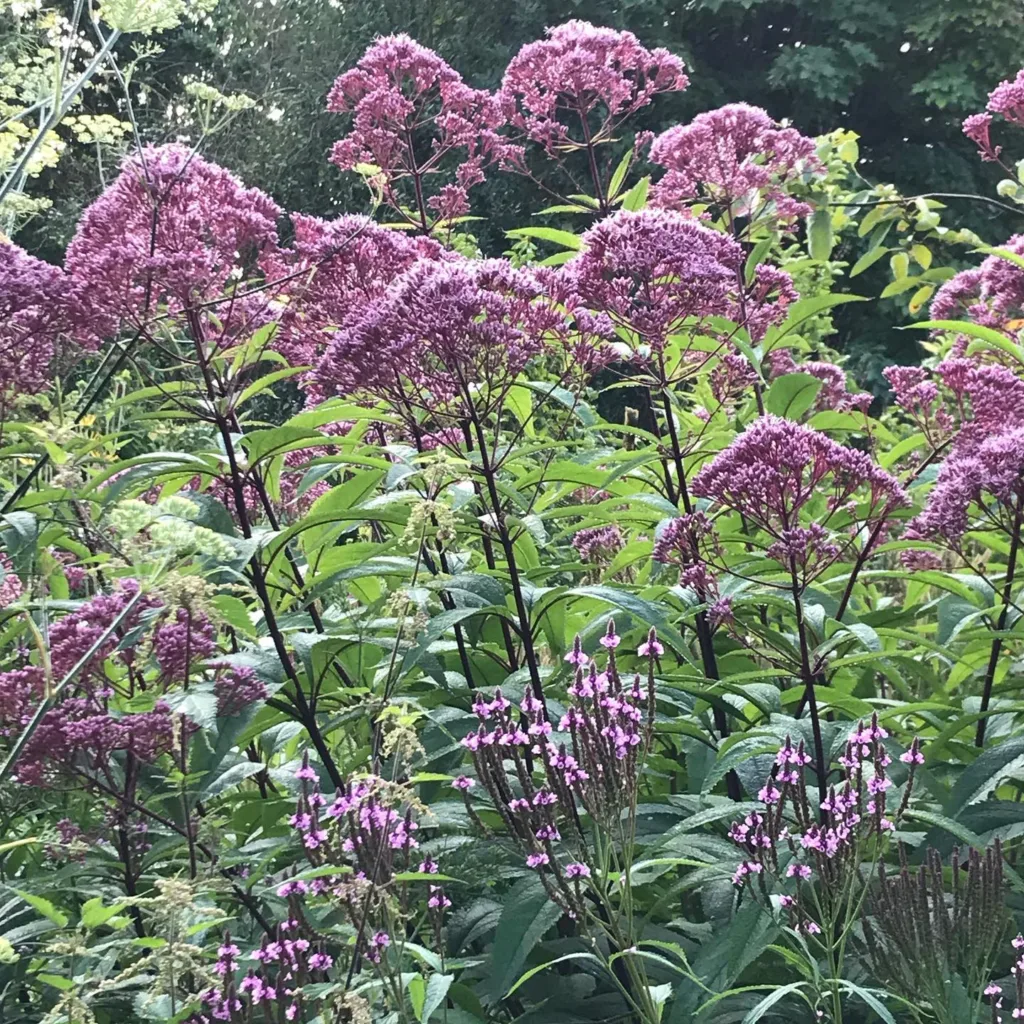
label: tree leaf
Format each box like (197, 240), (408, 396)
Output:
(764, 373), (824, 420)
(505, 227), (582, 250)
(485, 877), (562, 1001)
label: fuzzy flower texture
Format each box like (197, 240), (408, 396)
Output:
(327, 33), (507, 225)
(0, 581), (266, 786)
(500, 20), (687, 157)
(650, 102), (824, 222)
(692, 415), (908, 582)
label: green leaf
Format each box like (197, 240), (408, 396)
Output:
(838, 982), (898, 1023)
(199, 760), (265, 799)
(908, 320), (1024, 367)
(850, 246), (889, 278)
(14, 890), (68, 928)
(408, 975), (426, 1020)
(944, 736), (1024, 817)
(607, 148), (633, 201)
(81, 897), (129, 930)
(764, 373), (823, 420)
(505, 227), (582, 250)
(621, 175), (650, 212)
(37, 974), (75, 991)
(237, 365), (308, 406)
(485, 877), (562, 1001)
(742, 983), (810, 1023)
(904, 810), (986, 850)
(507, 952), (603, 996)
(422, 973), (454, 1021)
(807, 209), (833, 260)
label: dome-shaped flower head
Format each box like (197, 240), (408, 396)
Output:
(987, 68), (1024, 127)
(692, 415), (908, 581)
(557, 208), (794, 356)
(266, 214), (447, 368)
(650, 103), (823, 224)
(906, 427), (1024, 545)
(327, 34), (507, 230)
(500, 20), (687, 161)
(929, 238), (1024, 334)
(900, 362), (1024, 548)
(0, 239), (67, 402)
(962, 113), (1001, 162)
(315, 257), (577, 426)
(64, 144), (282, 348)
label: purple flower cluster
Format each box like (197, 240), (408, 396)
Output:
(500, 20), (687, 160)
(692, 415), (908, 582)
(650, 103), (823, 223)
(730, 721), (922, 935)
(0, 580), (171, 785)
(65, 144), (281, 348)
(288, 756), (441, 969)
(152, 608), (217, 684)
(266, 214), (446, 369)
(212, 665), (267, 717)
(889, 359), (1024, 550)
(963, 66), (1024, 161)
(0, 553), (22, 608)
(327, 34), (507, 227)
(0, 580), (267, 785)
(929, 236), (1024, 333)
(653, 512), (730, 619)
(559, 208), (795, 352)
(194, 920), (333, 1024)
(766, 349), (872, 413)
(463, 622), (655, 914)
(0, 239), (69, 404)
(571, 524), (624, 565)
(315, 257), (592, 421)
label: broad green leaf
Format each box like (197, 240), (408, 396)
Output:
(485, 878), (562, 1001)
(807, 208), (833, 260)
(14, 890), (68, 928)
(505, 227), (582, 250)
(763, 373), (823, 420)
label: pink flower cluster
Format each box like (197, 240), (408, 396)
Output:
(266, 214), (446, 369)
(929, 235), (1024, 332)
(315, 257), (588, 418)
(286, 756), (446, 971)
(0, 239), (69, 402)
(963, 66), (1024, 161)
(887, 358), (1024, 550)
(500, 20), (687, 158)
(0, 552), (22, 608)
(462, 622), (655, 915)
(194, 918), (334, 1024)
(650, 103), (823, 223)
(692, 415), (908, 582)
(652, 512), (730, 624)
(327, 34), (507, 227)
(0, 580), (266, 786)
(730, 720), (922, 936)
(571, 524), (624, 564)
(65, 144), (281, 348)
(558, 208), (795, 354)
